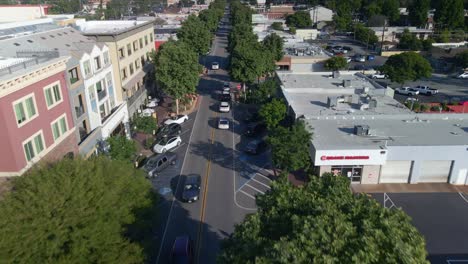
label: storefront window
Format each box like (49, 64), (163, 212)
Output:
(331, 165), (363, 183)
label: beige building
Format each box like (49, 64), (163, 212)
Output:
(78, 20), (155, 118)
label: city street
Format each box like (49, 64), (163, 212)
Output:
(153, 10), (271, 264)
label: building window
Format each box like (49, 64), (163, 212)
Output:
(141, 55), (145, 66)
(44, 82), (62, 109)
(144, 35), (148, 45)
(331, 165), (363, 183)
(127, 44), (132, 56)
(83, 60), (91, 76)
(149, 33), (153, 42)
(103, 51), (110, 65)
(51, 115), (68, 141)
(88, 85), (95, 100)
(121, 68), (128, 80)
(94, 56), (101, 70)
(118, 47), (125, 59)
(68, 67), (79, 84)
(106, 72), (113, 88)
(133, 40), (138, 51)
(129, 63), (134, 75)
(139, 38), (143, 49)
(135, 59), (141, 69)
(99, 103), (107, 119)
(23, 132), (45, 162)
(14, 95), (38, 126)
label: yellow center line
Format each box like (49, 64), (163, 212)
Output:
(196, 112), (217, 263)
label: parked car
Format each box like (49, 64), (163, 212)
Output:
(343, 46), (353, 51)
(457, 72), (468, 79)
(344, 56), (352, 63)
(156, 123), (181, 141)
(153, 136), (182, 153)
(146, 98), (160, 108)
(218, 118), (230, 129)
(367, 55), (375, 61)
(219, 93), (231, 102)
(142, 152), (177, 178)
(164, 114), (189, 125)
(395, 87), (420, 96)
(223, 82), (230, 91)
(181, 174), (201, 203)
(245, 122), (267, 137)
(244, 139), (268, 155)
(170, 236), (194, 264)
(354, 55), (366, 62)
(219, 101), (230, 112)
(370, 72), (387, 79)
(415, 85), (438, 95)
(211, 62), (219, 70)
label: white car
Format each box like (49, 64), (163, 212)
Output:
(146, 98), (160, 108)
(211, 62), (220, 70)
(223, 82), (230, 92)
(457, 72), (468, 79)
(218, 118), (229, 129)
(344, 56), (352, 63)
(370, 72), (387, 79)
(395, 87), (420, 96)
(219, 102), (230, 112)
(140, 108), (155, 117)
(153, 136), (182, 153)
(164, 114), (189, 125)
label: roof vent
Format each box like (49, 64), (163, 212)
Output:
(354, 125), (370, 136)
(332, 71), (340, 78)
(343, 79), (351, 87)
(368, 98), (377, 109)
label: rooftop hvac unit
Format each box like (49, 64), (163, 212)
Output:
(327, 96), (338, 108)
(333, 71), (340, 78)
(343, 79), (351, 87)
(368, 98), (377, 109)
(354, 125), (370, 136)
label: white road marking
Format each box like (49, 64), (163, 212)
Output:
(244, 184), (265, 195)
(170, 143), (186, 152)
(239, 190), (256, 199)
(254, 173), (272, 182)
(447, 260), (468, 263)
(155, 97), (202, 264)
(383, 193), (399, 210)
(459, 192), (468, 204)
(251, 177), (271, 189)
(180, 129), (191, 136)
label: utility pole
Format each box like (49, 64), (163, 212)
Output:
(379, 18), (387, 56)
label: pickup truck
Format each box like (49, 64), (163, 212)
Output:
(395, 87), (420, 96)
(415, 85), (438, 95)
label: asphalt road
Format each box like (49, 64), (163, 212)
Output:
(154, 10), (272, 264)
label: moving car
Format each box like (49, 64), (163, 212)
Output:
(244, 139), (268, 155)
(219, 93), (231, 102)
(153, 136), (182, 153)
(219, 101), (230, 112)
(211, 62), (219, 70)
(370, 72), (387, 79)
(218, 118), (230, 129)
(223, 82), (230, 92)
(182, 174), (201, 203)
(156, 123), (181, 141)
(415, 85), (438, 95)
(354, 55), (366, 62)
(395, 87), (420, 96)
(457, 72), (468, 79)
(142, 152), (177, 178)
(245, 122), (267, 137)
(170, 236), (194, 264)
(164, 114), (189, 125)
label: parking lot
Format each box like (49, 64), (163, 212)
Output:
(372, 193), (468, 263)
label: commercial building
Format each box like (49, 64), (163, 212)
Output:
(309, 6), (333, 24)
(278, 71), (468, 185)
(77, 20), (155, 118)
(0, 55), (78, 176)
(0, 4), (50, 22)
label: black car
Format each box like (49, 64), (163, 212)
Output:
(156, 123), (181, 141)
(343, 46), (353, 51)
(170, 236), (194, 264)
(142, 152), (177, 178)
(245, 139), (268, 155)
(181, 174), (201, 203)
(245, 122), (267, 137)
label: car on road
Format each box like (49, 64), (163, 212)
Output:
(395, 87), (420, 96)
(156, 123), (181, 141)
(244, 139), (268, 155)
(218, 118), (230, 129)
(182, 174), (201, 203)
(164, 114), (189, 125)
(211, 62), (219, 70)
(223, 82), (230, 91)
(219, 93), (231, 102)
(370, 72), (387, 79)
(245, 122), (267, 137)
(457, 72), (468, 79)
(142, 152), (177, 178)
(354, 55), (366, 62)
(170, 236), (194, 264)
(415, 85), (438, 95)
(219, 101), (230, 112)
(367, 55), (375, 61)
(153, 136), (182, 153)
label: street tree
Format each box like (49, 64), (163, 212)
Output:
(249, 79), (278, 104)
(324, 56), (348, 71)
(199, 9), (223, 33)
(409, 0), (430, 27)
(107, 135), (137, 162)
(132, 115), (158, 134)
(381, 52), (432, 85)
(382, 0), (400, 23)
(0, 157), (156, 263)
(177, 15), (212, 55)
(285, 11), (312, 28)
(259, 99), (287, 129)
(434, 0), (465, 30)
(153, 41), (201, 114)
(231, 39), (274, 85)
(267, 121), (312, 172)
(218, 174), (428, 264)
(398, 29), (423, 50)
(355, 24), (379, 46)
(262, 33), (284, 61)
(270, 22), (283, 31)
(455, 51), (468, 68)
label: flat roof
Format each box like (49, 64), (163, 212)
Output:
(78, 20), (152, 35)
(308, 114), (468, 150)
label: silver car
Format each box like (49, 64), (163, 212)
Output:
(218, 118), (229, 129)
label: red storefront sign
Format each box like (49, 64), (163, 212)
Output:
(320, 155), (370, 161)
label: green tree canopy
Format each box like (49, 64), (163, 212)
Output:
(398, 29), (423, 50)
(382, 0), (400, 23)
(409, 0), (430, 27)
(267, 121), (312, 172)
(262, 33), (284, 61)
(248, 79), (278, 104)
(355, 24), (379, 45)
(434, 0), (465, 30)
(199, 8), (223, 33)
(286, 11), (312, 28)
(177, 15), (212, 55)
(132, 115), (158, 134)
(259, 98), (287, 129)
(381, 52), (432, 84)
(324, 56), (348, 71)
(218, 174), (428, 264)
(153, 40), (201, 114)
(0, 157), (156, 263)
(270, 22), (283, 31)
(230, 39), (274, 84)
(107, 135), (137, 162)
(455, 51), (468, 68)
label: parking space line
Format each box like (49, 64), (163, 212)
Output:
(180, 129), (191, 136)
(171, 143), (186, 152)
(447, 260), (468, 263)
(459, 192), (468, 204)
(250, 177), (270, 189)
(255, 173), (272, 182)
(244, 184), (265, 195)
(239, 190), (256, 199)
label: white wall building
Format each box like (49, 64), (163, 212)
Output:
(0, 4), (50, 22)
(309, 6), (333, 24)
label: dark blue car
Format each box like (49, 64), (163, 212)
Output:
(170, 236), (193, 264)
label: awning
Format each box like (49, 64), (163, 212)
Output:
(123, 71), (146, 91)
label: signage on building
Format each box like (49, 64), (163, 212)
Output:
(314, 149), (387, 165)
(321, 155), (370, 160)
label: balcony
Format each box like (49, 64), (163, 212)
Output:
(127, 87), (146, 108)
(97, 89), (107, 101)
(75, 106), (85, 118)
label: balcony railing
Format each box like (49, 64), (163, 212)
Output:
(75, 106), (85, 118)
(127, 87), (146, 107)
(97, 89), (107, 101)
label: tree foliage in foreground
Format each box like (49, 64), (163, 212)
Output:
(0, 157), (156, 263)
(177, 15), (212, 55)
(262, 33), (284, 61)
(381, 52), (432, 85)
(259, 98), (287, 129)
(219, 174), (428, 264)
(285, 11), (312, 28)
(324, 56), (348, 71)
(107, 135), (137, 162)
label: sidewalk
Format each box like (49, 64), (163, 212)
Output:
(351, 183), (468, 193)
